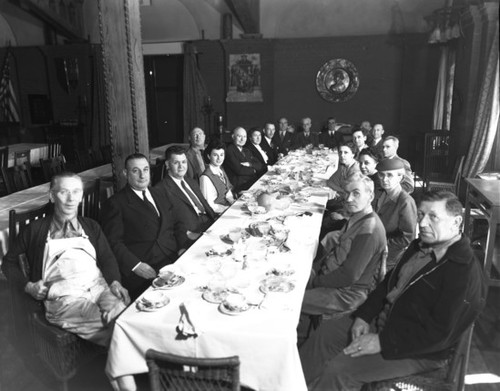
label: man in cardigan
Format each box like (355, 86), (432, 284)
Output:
(2, 172), (130, 346)
(302, 173), (387, 317)
(300, 190), (487, 390)
(102, 153), (189, 299)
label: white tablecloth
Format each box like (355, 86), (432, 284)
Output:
(106, 150), (338, 391)
(6, 143), (50, 167)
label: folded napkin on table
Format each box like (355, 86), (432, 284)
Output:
(176, 300), (204, 339)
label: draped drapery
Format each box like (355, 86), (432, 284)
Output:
(463, 20), (499, 178)
(432, 46), (457, 131)
(183, 43), (208, 143)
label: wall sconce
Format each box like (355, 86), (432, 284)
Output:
(55, 57), (79, 93)
(426, 6), (464, 44)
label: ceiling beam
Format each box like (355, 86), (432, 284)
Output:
(224, 0), (261, 37)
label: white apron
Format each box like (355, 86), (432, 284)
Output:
(42, 231), (125, 346)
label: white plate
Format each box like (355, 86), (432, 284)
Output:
(136, 291), (170, 311)
(202, 289), (229, 304)
(152, 275), (185, 289)
(218, 302), (250, 316)
(259, 277), (295, 293)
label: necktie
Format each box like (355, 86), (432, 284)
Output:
(195, 150), (205, 173)
(280, 131), (285, 141)
(181, 180), (206, 214)
(218, 171), (226, 184)
(142, 190), (159, 216)
(329, 131), (334, 137)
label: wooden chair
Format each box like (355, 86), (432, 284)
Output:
(365, 323), (476, 391)
(423, 131), (450, 185)
(40, 156), (66, 182)
(75, 149), (93, 172)
(6, 204), (105, 391)
(151, 158), (166, 186)
(78, 178), (101, 221)
(14, 149), (31, 165)
(145, 350), (240, 391)
(48, 142), (62, 159)
(1, 162), (34, 194)
(427, 155), (465, 194)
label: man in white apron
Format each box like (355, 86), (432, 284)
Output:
(3, 172), (130, 347)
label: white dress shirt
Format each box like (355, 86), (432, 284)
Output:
(169, 174), (204, 215)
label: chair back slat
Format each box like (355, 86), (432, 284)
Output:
(14, 149), (30, 165)
(48, 143), (62, 159)
(9, 203), (53, 248)
(2, 163), (33, 194)
(146, 350), (240, 391)
(78, 178), (101, 221)
(0, 146), (8, 168)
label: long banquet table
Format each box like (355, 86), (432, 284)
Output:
(0, 164), (113, 261)
(6, 143), (50, 167)
(106, 149), (338, 391)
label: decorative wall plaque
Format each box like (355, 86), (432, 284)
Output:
(316, 59), (359, 103)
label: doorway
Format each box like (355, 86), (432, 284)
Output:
(144, 55), (184, 148)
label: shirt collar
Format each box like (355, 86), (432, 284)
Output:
(131, 186), (152, 199)
(209, 164), (223, 175)
(419, 233), (462, 262)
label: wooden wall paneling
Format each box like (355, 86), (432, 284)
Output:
(98, 0), (148, 190)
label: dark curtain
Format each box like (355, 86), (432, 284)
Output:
(90, 44), (109, 149)
(183, 43), (208, 143)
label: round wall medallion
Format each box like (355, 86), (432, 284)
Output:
(316, 59), (359, 103)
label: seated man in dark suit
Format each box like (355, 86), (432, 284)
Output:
(260, 122), (278, 165)
(246, 127), (270, 177)
(369, 123), (385, 160)
(272, 117), (294, 157)
(101, 153), (189, 299)
(319, 117), (344, 150)
(185, 126), (207, 182)
(223, 127), (262, 193)
(293, 117), (319, 149)
(3, 172), (130, 346)
(155, 145), (216, 233)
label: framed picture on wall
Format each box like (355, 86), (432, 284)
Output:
(226, 53), (263, 103)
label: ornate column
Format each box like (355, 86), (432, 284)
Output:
(97, 0), (148, 190)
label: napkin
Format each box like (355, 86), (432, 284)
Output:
(176, 300), (204, 339)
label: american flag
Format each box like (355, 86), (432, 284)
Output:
(0, 51), (20, 122)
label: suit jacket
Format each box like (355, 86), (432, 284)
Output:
(319, 131), (344, 150)
(154, 175), (216, 233)
(246, 142), (268, 176)
(292, 131), (319, 149)
(272, 131), (294, 156)
(223, 143), (261, 192)
(260, 136), (278, 165)
(370, 138), (384, 160)
(101, 185), (187, 280)
(185, 147), (206, 183)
